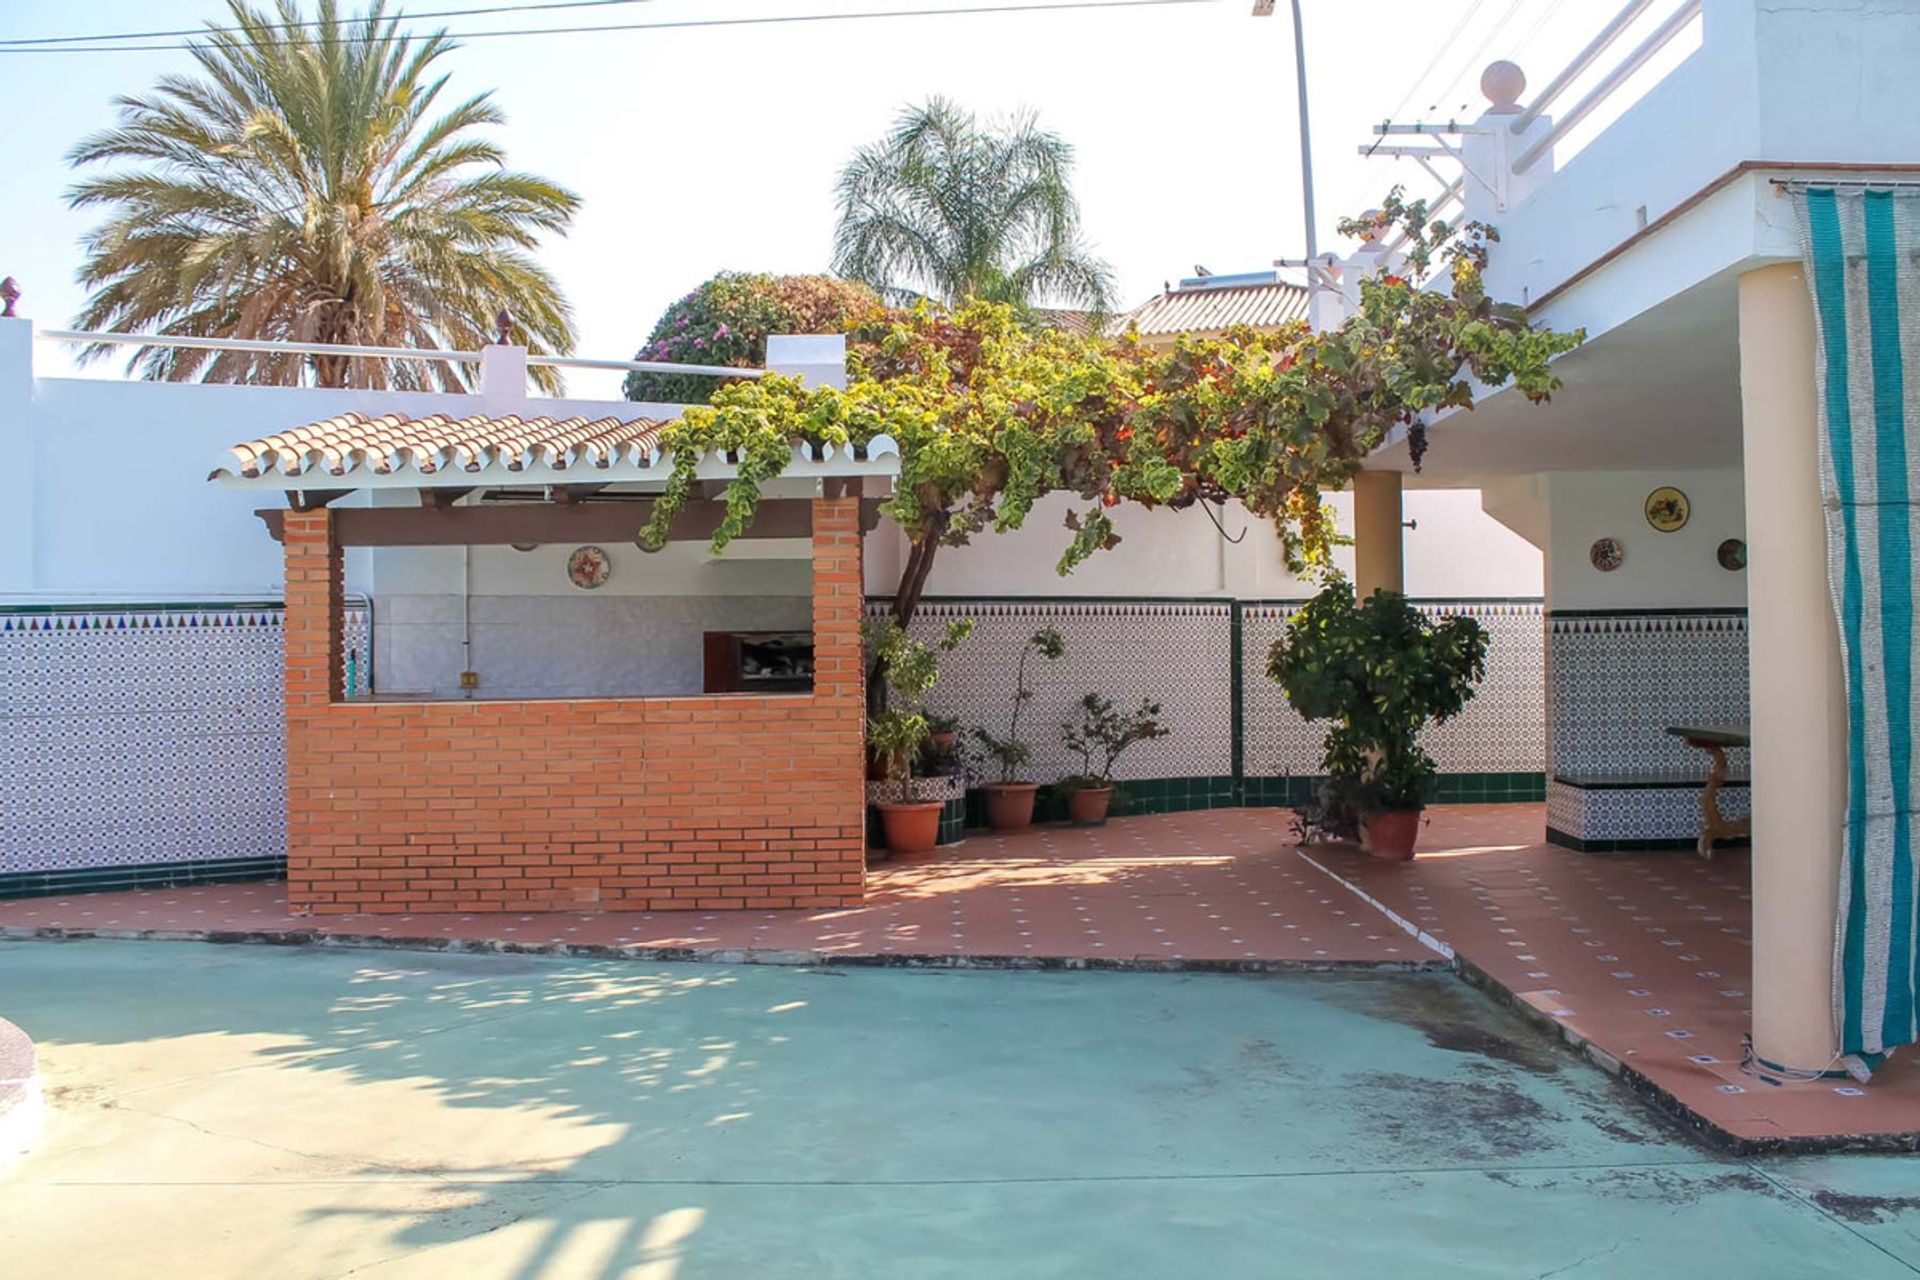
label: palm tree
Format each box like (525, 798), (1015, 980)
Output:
(67, 0), (580, 391)
(833, 97), (1115, 316)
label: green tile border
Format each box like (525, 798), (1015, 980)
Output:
(0, 856), (287, 900)
(959, 772), (1544, 827)
(0, 600), (287, 615)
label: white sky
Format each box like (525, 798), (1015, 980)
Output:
(0, 0), (1661, 398)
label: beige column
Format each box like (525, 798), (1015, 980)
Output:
(1353, 470), (1406, 599)
(1738, 262), (1847, 1071)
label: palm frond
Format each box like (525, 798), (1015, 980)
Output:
(66, 0), (576, 390)
(832, 97), (1110, 312)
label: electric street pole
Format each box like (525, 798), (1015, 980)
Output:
(1255, 0), (1325, 319)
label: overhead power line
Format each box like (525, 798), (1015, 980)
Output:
(0, 0), (650, 48)
(1423, 0), (1528, 113)
(1386, 0), (1489, 123)
(0, 0), (1219, 55)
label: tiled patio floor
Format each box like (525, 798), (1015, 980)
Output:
(0, 809), (1427, 969)
(6, 803), (1920, 1148)
(1305, 805), (1920, 1149)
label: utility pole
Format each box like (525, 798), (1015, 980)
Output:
(1255, 0), (1325, 315)
(1251, 0), (1318, 256)
(1289, 0), (1318, 261)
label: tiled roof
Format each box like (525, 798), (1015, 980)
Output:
(1035, 308), (1099, 337)
(1121, 280), (1309, 337)
(217, 411), (670, 479)
(210, 409), (902, 491)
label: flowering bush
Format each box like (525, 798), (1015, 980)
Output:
(622, 272), (881, 404)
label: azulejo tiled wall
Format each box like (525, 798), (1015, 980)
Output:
(1241, 599), (1545, 780)
(2, 601), (368, 892)
(894, 600), (1235, 783)
(1548, 610), (1750, 778)
(1546, 609), (1751, 846)
(881, 596), (1547, 804)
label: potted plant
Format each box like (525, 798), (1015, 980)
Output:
(865, 617), (974, 855)
(925, 711), (961, 752)
(971, 626), (1067, 831)
(1057, 694), (1170, 825)
(1267, 579), (1487, 861)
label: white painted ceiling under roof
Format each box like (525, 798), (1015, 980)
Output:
(1374, 269), (1745, 485)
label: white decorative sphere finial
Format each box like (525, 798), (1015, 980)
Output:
(1481, 60), (1526, 112)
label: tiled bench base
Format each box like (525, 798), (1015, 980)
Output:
(1547, 776), (1752, 852)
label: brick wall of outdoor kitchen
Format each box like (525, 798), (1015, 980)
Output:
(279, 499), (866, 915)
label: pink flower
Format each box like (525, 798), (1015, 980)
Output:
(714, 324), (730, 339)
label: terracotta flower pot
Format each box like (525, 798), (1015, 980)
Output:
(929, 730), (958, 751)
(982, 781), (1040, 832)
(1067, 786), (1112, 826)
(877, 800), (944, 854)
(1360, 808), (1423, 862)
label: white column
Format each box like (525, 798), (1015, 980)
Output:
(766, 334), (848, 390)
(1739, 262), (1847, 1072)
(0, 317), (36, 594)
(475, 343), (528, 407)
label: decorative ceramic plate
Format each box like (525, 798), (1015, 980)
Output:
(1718, 538), (1747, 571)
(1645, 486), (1690, 532)
(1590, 536), (1625, 572)
(567, 545), (612, 589)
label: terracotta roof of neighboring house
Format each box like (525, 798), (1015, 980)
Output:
(1121, 279), (1309, 337)
(210, 409), (902, 491)
(1035, 308), (1099, 337)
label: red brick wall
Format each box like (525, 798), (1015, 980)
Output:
(281, 498), (867, 915)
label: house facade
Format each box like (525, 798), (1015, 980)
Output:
(1339, 0), (1920, 1073)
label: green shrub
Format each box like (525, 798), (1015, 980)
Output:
(1268, 579), (1487, 830)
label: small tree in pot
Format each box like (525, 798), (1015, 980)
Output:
(971, 626), (1067, 831)
(1267, 579), (1487, 860)
(866, 617), (974, 855)
(1057, 694), (1169, 825)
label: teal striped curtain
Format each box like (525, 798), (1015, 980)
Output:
(1797, 186), (1920, 1061)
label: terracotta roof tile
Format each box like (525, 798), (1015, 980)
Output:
(220, 410), (670, 479)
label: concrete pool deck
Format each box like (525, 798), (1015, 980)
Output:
(5, 940), (1920, 1278)
(5, 804), (1920, 1151)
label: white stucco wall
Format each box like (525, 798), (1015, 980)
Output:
(1542, 468), (1747, 611)
(0, 319), (685, 603)
(862, 488), (1542, 601)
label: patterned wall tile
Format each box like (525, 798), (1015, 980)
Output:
(1548, 612), (1749, 779)
(885, 597), (1546, 784)
(1242, 600), (1544, 777)
(2, 600), (366, 876)
(884, 601), (1235, 782)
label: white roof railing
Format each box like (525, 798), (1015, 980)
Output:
(36, 328), (770, 381)
(1506, 0), (1659, 136)
(1355, 0), (1706, 216)
(1510, 0), (1704, 177)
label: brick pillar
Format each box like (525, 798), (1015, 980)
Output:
(283, 509), (343, 708)
(282, 509), (342, 914)
(811, 496), (867, 899)
(810, 496), (865, 708)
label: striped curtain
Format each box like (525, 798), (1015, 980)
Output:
(1797, 186), (1920, 1061)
